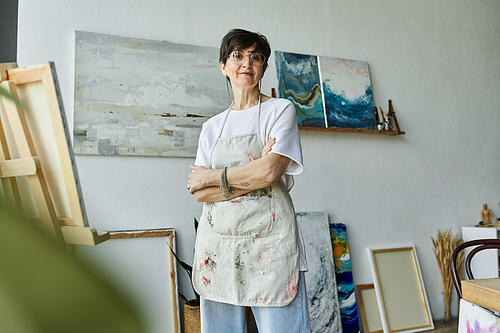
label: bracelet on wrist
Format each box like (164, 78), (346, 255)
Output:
(220, 167), (234, 199)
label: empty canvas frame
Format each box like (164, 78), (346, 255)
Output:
(368, 245), (433, 333)
(77, 228), (180, 333)
(357, 284), (383, 333)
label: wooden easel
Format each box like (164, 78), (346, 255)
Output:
(387, 100), (402, 135)
(0, 62), (109, 246)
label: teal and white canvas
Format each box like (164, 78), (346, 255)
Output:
(319, 56), (375, 130)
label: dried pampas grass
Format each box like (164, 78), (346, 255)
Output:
(432, 229), (464, 295)
(431, 229), (464, 321)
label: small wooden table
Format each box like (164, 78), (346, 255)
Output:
(462, 278), (500, 313)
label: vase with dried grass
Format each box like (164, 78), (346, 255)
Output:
(431, 229), (464, 324)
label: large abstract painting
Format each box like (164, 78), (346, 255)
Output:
(297, 212), (342, 333)
(275, 51), (375, 130)
(330, 223), (359, 333)
(73, 31), (230, 157)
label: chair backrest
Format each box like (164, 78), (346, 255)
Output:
(451, 238), (500, 299)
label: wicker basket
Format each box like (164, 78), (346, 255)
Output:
(184, 302), (201, 333)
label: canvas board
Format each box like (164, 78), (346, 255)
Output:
(275, 51), (375, 130)
(368, 245), (434, 333)
(76, 229), (180, 333)
(357, 284), (383, 333)
(458, 298), (500, 333)
(275, 51), (326, 127)
(319, 56), (375, 129)
(73, 31), (230, 157)
(296, 212), (342, 333)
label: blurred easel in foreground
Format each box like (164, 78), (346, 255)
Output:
(0, 62), (108, 246)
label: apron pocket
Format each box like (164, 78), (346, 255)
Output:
(209, 194), (275, 238)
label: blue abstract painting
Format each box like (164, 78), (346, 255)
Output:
(275, 51), (375, 130)
(330, 223), (360, 333)
(275, 51), (326, 127)
(319, 57), (375, 130)
(297, 212), (342, 333)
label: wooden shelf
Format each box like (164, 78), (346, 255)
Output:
(299, 126), (405, 135)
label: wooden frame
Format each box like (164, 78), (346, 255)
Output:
(357, 284), (383, 333)
(0, 62), (107, 245)
(79, 228), (180, 333)
(368, 245), (434, 333)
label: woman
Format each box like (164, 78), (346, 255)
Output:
(187, 28), (310, 333)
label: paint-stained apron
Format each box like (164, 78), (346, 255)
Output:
(192, 101), (300, 307)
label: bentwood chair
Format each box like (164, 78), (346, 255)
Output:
(451, 238), (500, 299)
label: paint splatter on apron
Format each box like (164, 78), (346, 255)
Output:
(192, 100), (300, 307)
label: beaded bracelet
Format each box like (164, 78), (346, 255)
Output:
(220, 167), (234, 199)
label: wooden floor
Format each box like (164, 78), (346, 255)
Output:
(432, 319), (458, 333)
(246, 319), (458, 333)
(247, 317), (458, 333)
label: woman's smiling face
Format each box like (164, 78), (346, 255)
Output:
(220, 43), (267, 91)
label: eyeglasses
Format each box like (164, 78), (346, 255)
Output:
(229, 50), (266, 67)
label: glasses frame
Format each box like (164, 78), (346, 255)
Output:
(229, 50), (266, 67)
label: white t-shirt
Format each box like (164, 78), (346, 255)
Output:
(194, 97), (308, 271)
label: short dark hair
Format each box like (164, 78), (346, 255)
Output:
(219, 29), (271, 66)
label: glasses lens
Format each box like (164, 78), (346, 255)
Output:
(250, 53), (265, 66)
(232, 51), (245, 62)
(231, 51), (266, 67)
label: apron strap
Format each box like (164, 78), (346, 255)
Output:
(209, 101), (233, 166)
(217, 101), (234, 140)
(256, 93), (262, 145)
(209, 94), (263, 167)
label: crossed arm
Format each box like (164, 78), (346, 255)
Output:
(188, 137), (291, 203)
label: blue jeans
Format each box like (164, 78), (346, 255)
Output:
(200, 272), (311, 333)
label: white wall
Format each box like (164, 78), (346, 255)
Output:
(17, 0), (500, 325)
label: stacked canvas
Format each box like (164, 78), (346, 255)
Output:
(297, 212), (360, 333)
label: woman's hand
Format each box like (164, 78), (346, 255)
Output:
(188, 164), (209, 194)
(262, 137), (276, 157)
